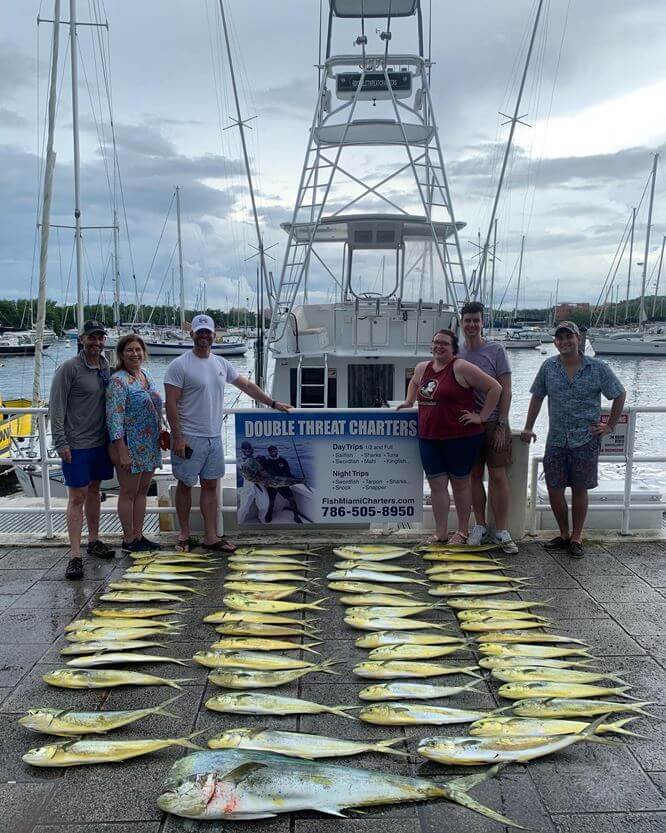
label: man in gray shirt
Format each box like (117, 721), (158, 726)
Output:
(49, 321), (115, 579)
(458, 301), (518, 554)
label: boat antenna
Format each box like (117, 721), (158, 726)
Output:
(33, 0), (61, 421)
(473, 0), (545, 297)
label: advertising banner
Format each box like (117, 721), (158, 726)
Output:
(234, 409), (423, 525)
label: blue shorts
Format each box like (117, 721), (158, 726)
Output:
(419, 434), (485, 480)
(172, 434), (225, 487)
(62, 445), (114, 489)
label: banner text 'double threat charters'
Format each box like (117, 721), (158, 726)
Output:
(235, 410), (423, 525)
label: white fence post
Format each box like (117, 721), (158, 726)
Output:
(621, 408), (638, 536)
(37, 412), (54, 538)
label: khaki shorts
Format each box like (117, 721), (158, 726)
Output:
(475, 421), (513, 469)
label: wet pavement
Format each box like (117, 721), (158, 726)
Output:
(0, 538), (664, 833)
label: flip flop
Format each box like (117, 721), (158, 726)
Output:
(202, 538), (237, 554)
(420, 534), (448, 546)
(447, 532), (468, 545)
(175, 540), (191, 552)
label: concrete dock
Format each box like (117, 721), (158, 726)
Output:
(1, 538), (664, 832)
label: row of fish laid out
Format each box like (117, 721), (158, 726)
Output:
(21, 548), (224, 769)
(402, 542), (653, 770)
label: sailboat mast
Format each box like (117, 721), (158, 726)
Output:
(624, 207), (635, 324)
(112, 209), (120, 327)
(638, 153), (659, 329)
(489, 217), (497, 333)
(69, 0), (84, 331)
(176, 186), (185, 329)
(475, 0), (545, 293)
(513, 235), (525, 325)
(651, 235), (666, 319)
(217, 1), (269, 328)
(33, 0), (61, 413)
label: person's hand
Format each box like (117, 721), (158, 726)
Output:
(274, 401), (292, 412)
(590, 422), (611, 436)
(58, 446), (72, 464)
(520, 429), (537, 444)
(492, 425), (510, 451)
(171, 434), (186, 458)
(396, 400), (414, 411)
(118, 447), (132, 472)
(460, 411), (482, 426)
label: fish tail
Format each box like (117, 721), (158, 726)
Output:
(169, 658), (190, 666)
(306, 598), (329, 610)
(601, 718), (647, 739)
(301, 642), (323, 654)
(152, 694), (184, 717)
(414, 579), (429, 586)
(439, 765), (525, 829)
(328, 705), (360, 720)
(172, 729), (206, 750)
(168, 677), (195, 689)
(462, 679), (484, 692)
(372, 738), (409, 756)
(318, 658), (343, 675)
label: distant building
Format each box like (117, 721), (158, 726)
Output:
(555, 302), (590, 322)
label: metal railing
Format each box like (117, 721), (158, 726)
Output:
(3, 405), (666, 541)
(527, 406), (666, 536)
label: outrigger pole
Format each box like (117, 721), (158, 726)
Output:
(217, 0), (271, 386)
(472, 0), (545, 299)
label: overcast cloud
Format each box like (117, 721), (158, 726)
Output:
(1, 0), (665, 312)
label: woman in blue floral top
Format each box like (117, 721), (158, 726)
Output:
(106, 334), (163, 552)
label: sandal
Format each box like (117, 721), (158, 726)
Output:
(175, 539), (191, 552)
(447, 532), (468, 545)
(201, 537), (237, 554)
(419, 534), (448, 546)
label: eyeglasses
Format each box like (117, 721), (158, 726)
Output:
(432, 340), (453, 347)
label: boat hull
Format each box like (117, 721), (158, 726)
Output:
(145, 341), (247, 357)
(591, 338), (666, 356)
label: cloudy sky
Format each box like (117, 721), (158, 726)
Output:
(1, 0), (665, 316)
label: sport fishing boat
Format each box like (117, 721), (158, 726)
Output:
(264, 1), (466, 408)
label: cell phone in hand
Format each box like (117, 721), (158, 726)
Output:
(184, 445), (193, 459)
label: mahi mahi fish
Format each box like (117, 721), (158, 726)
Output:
(205, 610), (318, 626)
(359, 703), (488, 726)
(222, 594), (327, 613)
(60, 640), (165, 655)
(210, 638), (321, 654)
(328, 581), (415, 596)
(353, 661), (481, 679)
(207, 727), (407, 759)
(333, 546), (411, 560)
(448, 598), (550, 611)
(23, 734), (202, 767)
(358, 680), (483, 701)
(156, 749), (520, 825)
(99, 591), (186, 603)
(344, 615), (450, 632)
(334, 561), (421, 573)
(208, 660), (340, 689)
(19, 695), (183, 735)
(367, 643), (468, 660)
(469, 716), (643, 738)
(428, 584), (523, 597)
(91, 607), (185, 618)
(505, 697), (654, 718)
(193, 650), (336, 672)
(328, 569), (427, 585)
(417, 715), (611, 764)
(338, 594), (430, 607)
(355, 632), (469, 648)
(43, 669), (192, 689)
(66, 652), (189, 668)
(497, 681), (633, 699)
(65, 617), (180, 631)
(214, 623), (317, 638)
(205, 692), (357, 719)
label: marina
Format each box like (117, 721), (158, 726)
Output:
(1, 0), (666, 830)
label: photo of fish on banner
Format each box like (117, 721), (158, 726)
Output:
(236, 440), (314, 525)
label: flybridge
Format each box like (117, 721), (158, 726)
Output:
(336, 71), (412, 99)
(331, 0), (418, 18)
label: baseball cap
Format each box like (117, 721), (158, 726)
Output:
(191, 314), (215, 333)
(81, 319), (107, 335)
(240, 441), (253, 450)
(554, 320), (580, 336)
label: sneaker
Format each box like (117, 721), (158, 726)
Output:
(121, 540), (135, 554)
(467, 524), (488, 546)
(133, 536), (161, 552)
(494, 529), (519, 555)
(86, 540), (115, 559)
(65, 556), (83, 580)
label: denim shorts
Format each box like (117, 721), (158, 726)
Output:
(62, 445), (114, 489)
(171, 435), (225, 486)
(419, 434), (485, 480)
(543, 438), (600, 490)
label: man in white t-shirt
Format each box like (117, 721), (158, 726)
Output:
(164, 314), (290, 552)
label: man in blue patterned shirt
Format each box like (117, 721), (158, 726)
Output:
(521, 321), (626, 558)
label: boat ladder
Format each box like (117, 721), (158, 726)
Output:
(296, 353), (329, 408)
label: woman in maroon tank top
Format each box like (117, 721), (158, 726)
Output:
(398, 329), (501, 544)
